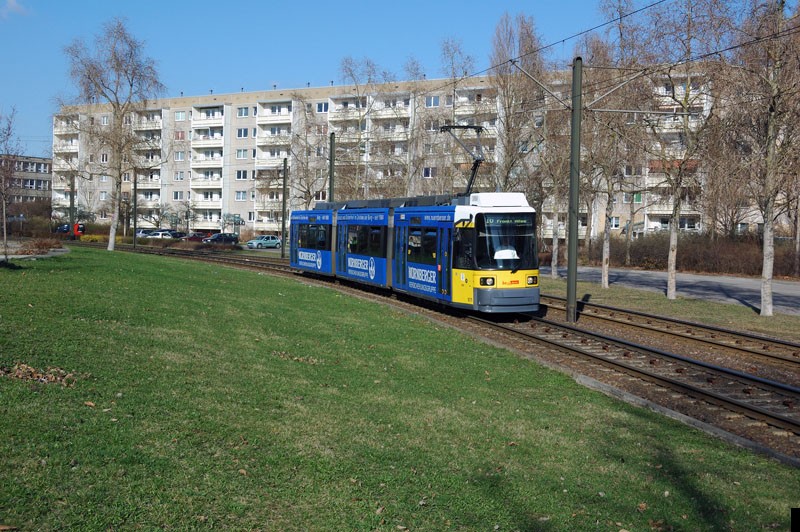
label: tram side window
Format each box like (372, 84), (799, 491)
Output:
(407, 228), (437, 265)
(453, 228), (475, 269)
(347, 225), (386, 257)
(300, 224), (330, 250)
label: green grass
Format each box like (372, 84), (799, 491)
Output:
(1, 248), (798, 530)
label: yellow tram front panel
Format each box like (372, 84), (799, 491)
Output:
(451, 268), (540, 310)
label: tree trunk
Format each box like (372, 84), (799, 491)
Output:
(761, 199), (775, 316)
(794, 196), (799, 278)
(601, 197), (614, 289)
(551, 212), (559, 279)
(666, 199), (680, 300)
(625, 200), (634, 266)
(1, 194), (8, 262)
(106, 176), (121, 251)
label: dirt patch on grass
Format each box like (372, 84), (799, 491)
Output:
(0, 363), (84, 386)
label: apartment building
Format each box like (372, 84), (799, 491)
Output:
(52, 76), (719, 239)
(1, 154), (52, 206)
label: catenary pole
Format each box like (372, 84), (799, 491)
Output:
(567, 57), (583, 323)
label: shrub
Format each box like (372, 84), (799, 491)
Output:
(585, 233), (798, 278)
(18, 238), (63, 254)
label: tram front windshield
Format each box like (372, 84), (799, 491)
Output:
(475, 212), (537, 270)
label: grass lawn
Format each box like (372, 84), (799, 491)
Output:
(1, 248), (797, 530)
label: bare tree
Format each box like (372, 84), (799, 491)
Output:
(0, 108), (21, 263)
(490, 12), (548, 195)
(641, 0), (729, 299)
(722, 0), (800, 315)
(337, 56), (390, 200)
(62, 17), (164, 251)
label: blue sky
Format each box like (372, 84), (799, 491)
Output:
(1, 0), (616, 157)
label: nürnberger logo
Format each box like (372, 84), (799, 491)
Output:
(408, 267), (436, 284)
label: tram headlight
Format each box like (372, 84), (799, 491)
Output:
(527, 275), (538, 286)
(479, 277), (495, 286)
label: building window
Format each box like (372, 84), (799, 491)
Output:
(236, 170), (248, 180)
(174, 151), (185, 162)
(101, 115), (109, 125)
(173, 191), (184, 201)
(123, 173), (131, 182)
(175, 130), (185, 141)
(425, 96), (440, 108)
(174, 171), (184, 181)
(101, 153), (109, 163)
(316, 102), (329, 113)
(423, 167), (437, 178)
(100, 191), (108, 201)
(237, 128), (248, 138)
(235, 191), (247, 201)
(237, 107), (248, 117)
(175, 111), (185, 121)
(100, 175), (109, 182)
(314, 190), (327, 201)
(236, 149), (247, 159)
(445, 95), (453, 106)
(610, 217), (620, 229)
(623, 192), (642, 204)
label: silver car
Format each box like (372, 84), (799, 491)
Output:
(246, 235), (281, 249)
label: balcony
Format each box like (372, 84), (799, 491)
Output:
(53, 121), (78, 135)
(135, 179), (161, 190)
(371, 106), (410, 119)
(256, 111), (292, 125)
(255, 157), (285, 170)
(133, 118), (162, 130)
(53, 142), (79, 153)
(192, 134), (224, 148)
(190, 178), (222, 188)
(257, 133), (292, 146)
(328, 107), (366, 121)
(192, 113), (224, 128)
(193, 200), (222, 209)
(190, 156), (223, 169)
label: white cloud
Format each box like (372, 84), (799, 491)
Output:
(1, 0), (28, 19)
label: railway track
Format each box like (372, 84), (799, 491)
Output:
(541, 294), (800, 370)
(71, 243), (800, 464)
(467, 314), (800, 464)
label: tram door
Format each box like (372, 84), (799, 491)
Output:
(336, 224), (348, 273)
(437, 227), (451, 298)
(393, 225), (408, 287)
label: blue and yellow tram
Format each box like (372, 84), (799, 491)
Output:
(290, 192), (539, 313)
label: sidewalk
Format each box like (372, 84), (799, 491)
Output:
(540, 265), (800, 316)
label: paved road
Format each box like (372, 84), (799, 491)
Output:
(540, 266), (800, 316)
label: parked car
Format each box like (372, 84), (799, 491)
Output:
(149, 230), (175, 239)
(183, 232), (208, 242)
(202, 233), (239, 245)
(54, 223), (85, 235)
(169, 231), (187, 239)
(246, 234), (281, 249)
(135, 229), (153, 238)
